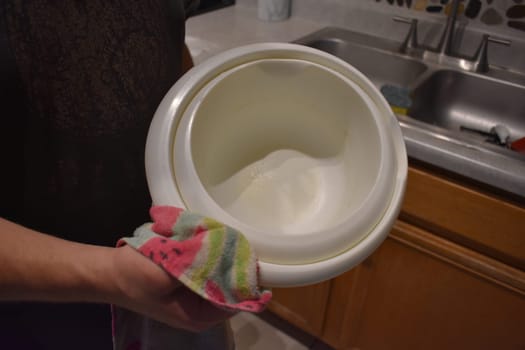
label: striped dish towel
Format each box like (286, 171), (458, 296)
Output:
(112, 206), (272, 350)
(117, 206), (272, 312)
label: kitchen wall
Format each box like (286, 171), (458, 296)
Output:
(391, 0), (525, 34)
(332, 0), (525, 34)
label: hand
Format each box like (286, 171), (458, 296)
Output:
(110, 245), (235, 332)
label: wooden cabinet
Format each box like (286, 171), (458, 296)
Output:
(328, 222), (525, 349)
(266, 280), (331, 337)
(402, 167), (525, 270)
(268, 166), (525, 349)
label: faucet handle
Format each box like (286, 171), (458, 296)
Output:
(393, 16), (419, 54)
(473, 34), (511, 73)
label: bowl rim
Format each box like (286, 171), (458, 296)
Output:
(145, 42), (408, 287)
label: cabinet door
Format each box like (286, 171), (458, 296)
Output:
(333, 221), (525, 350)
(267, 280), (331, 337)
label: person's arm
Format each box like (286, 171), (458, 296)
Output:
(0, 218), (232, 332)
(0, 217), (118, 302)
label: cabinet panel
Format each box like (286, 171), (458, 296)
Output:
(321, 270), (356, 348)
(267, 281), (331, 337)
(337, 221), (525, 350)
(402, 167), (525, 270)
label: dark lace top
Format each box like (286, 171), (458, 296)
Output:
(0, 1), (198, 348)
(0, 0), (195, 245)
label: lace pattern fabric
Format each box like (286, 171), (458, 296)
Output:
(2, 0), (187, 243)
(4, 0), (184, 136)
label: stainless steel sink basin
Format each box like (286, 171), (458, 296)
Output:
(306, 38), (427, 88)
(410, 70), (525, 143)
(295, 27), (525, 199)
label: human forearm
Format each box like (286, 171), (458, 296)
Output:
(0, 217), (233, 331)
(0, 218), (118, 303)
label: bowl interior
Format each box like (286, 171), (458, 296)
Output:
(188, 59), (383, 236)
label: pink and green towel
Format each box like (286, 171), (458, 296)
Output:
(117, 206), (272, 312)
(112, 206), (272, 350)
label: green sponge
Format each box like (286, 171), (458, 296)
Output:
(380, 84), (412, 115)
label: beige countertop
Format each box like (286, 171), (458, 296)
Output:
(186, 5), (322, 64)
(186, 2), (525, 71)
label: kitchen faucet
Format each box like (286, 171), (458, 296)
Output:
(435, 0), (461, 55)
(394, 0), (511, 73)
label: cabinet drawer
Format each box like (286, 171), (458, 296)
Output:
(401, 167), (525, 270)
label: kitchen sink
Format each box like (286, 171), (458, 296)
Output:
(410, 70), (525, 143)
(306, 38), (427, 88)
(295, 27), (525, 199)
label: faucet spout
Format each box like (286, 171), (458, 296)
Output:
(435, 0), (461, 55)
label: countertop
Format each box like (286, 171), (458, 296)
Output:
(186, 5), (322, 64)
(187, 1), (525, 69)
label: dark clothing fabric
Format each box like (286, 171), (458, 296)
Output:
(0, 303), (114, 349)
(0, 1), (190, 348)
(1, 0), (185, 243)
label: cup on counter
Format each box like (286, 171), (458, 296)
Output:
(258, 0), (291, 21)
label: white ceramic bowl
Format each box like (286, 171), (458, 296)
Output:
(145, 43), (407, 287)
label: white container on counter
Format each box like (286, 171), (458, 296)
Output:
(258, 0), (291, 21)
